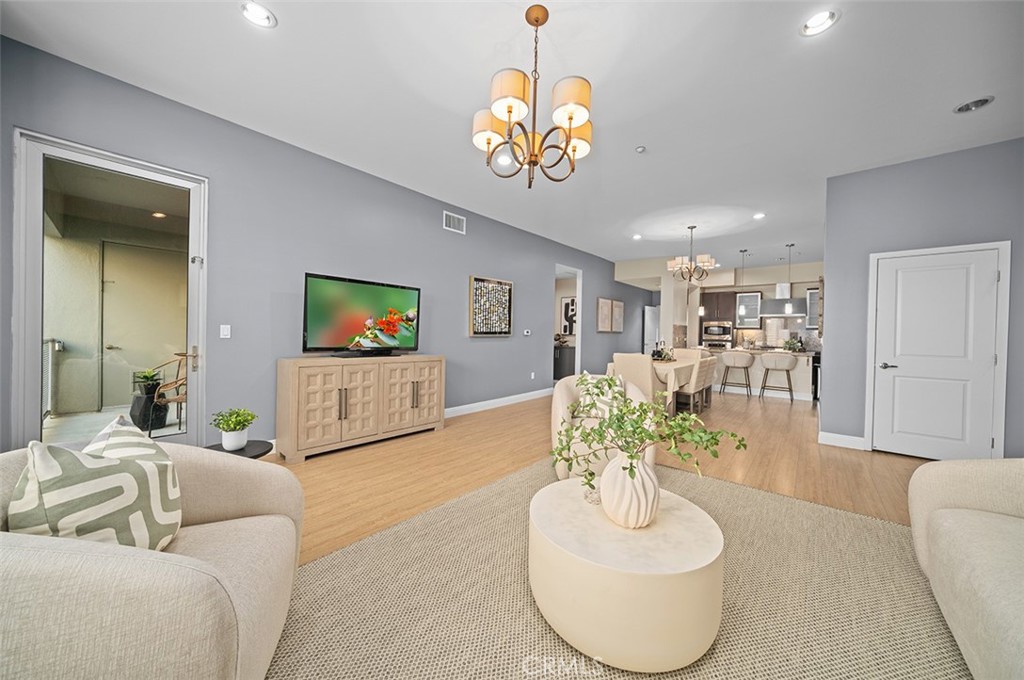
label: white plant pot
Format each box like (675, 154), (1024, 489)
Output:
(221, 428), (248, 452)
(599, 452), (660, 529)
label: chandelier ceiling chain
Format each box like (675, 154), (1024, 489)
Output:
(667, 225), (717, 282)
(470, 4), (593, 189)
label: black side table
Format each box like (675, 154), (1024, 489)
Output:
(206, 439), (274, 459)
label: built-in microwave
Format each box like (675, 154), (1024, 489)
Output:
(702, 321), (733, 338)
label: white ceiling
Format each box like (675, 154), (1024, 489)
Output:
(3, 1), (1021, 269)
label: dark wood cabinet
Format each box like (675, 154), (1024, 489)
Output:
(554, 346), (576, 380)
(700, 291), (736, 322)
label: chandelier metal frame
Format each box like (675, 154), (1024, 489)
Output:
(668, 225), (717, 282)
(471, 5), (592, 189)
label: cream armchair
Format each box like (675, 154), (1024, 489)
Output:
(908, 459), (1024, 680)
(551, 375), (657, 480)
(0, 443), (304, 680)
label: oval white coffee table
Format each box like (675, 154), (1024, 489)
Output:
(528, 479), (724, 673)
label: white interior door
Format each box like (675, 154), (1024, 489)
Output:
(101, 243), (188, 408)
(871, 248), (1000, 459)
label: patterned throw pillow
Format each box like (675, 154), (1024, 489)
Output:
(7, 416), (182, 551)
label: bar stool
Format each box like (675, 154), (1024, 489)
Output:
(760, 351), (798, 402)
(720, 350), (755, 397)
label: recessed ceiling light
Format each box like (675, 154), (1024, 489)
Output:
(753, 212), (766, 220)
(632, 234), (642, 240)
(151, 212), (167, 219)
(241, 1), (277, 28)
(635, 145), (647, 154)
(800, 10), (840, 37)
(953, 96), (995, 114)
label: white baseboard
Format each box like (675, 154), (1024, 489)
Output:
(445, 387), (554, 419)
(818, 431), (870, 451)
(718, 385), (813, 401)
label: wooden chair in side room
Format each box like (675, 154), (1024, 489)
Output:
(149, 355), (188, 435)
(760, 351), (798, 402)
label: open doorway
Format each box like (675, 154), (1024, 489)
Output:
(13, 131), (207, 448)
(553, 264), (582, 382)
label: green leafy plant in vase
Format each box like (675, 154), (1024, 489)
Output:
(551, 374), (746, 528)
(782, 338), (801, 352)
(211, 408), (258, 452)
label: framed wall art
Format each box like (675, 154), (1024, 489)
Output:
(597, 297), (612, 333)
(469, 276), (513, 336)
(611, 300), (624, 333)
(560, 296), (577, 336)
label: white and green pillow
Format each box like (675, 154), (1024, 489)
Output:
(7, 416), (182, 551)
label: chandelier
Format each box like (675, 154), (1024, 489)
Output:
(667, 226), (717, 282)
(470, 4), (592, 188)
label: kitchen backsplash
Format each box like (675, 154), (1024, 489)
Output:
(737, 318), (821, 350)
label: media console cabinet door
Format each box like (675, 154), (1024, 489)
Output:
(341, 364), (380, 441)
(297, 367), (343, 450)
(414, 361), (443, 425)
(382, 363), (416, 433)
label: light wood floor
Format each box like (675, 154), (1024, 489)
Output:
(272, 393), (928, 565)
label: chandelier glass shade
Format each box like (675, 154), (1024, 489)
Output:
(470, 4), (592, 188)
(667, 226), (717, 282)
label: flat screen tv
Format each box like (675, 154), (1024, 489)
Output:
(303, 273), (420, 354)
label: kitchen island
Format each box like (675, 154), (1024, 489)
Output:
(703, 348), (816, 401)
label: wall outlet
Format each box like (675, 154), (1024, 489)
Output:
(530, 372), (535, 380)
(219, 324), (231, 339)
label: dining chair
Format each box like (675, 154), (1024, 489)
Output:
(677, 357), (718, 414)
(612, 353), (672, 414)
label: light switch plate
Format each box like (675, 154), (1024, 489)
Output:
(219, 324), (231, 339)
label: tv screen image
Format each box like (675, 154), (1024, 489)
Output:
(303, 274), (420, 352)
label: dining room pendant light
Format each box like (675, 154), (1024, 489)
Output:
(784, 243), (795, 315)
(737, 249), (749, 316)
(471, 5), (593, 188)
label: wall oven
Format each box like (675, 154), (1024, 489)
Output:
(701, 321), (733, 349)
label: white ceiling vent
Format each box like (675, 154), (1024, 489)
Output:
(442, 210), (466, 235)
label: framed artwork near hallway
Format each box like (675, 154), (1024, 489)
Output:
(611, 300), (624, 333)
(469, 276), (513, 336)
(560, 297), (576, 336)
(597, 297), (612, 332)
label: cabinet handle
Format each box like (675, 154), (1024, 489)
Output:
(412, 380), (419, 409)
(339, 388), (349, 420)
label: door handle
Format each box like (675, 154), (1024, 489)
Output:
(104, 344), (122, 350)
(879, 362), (899, 369)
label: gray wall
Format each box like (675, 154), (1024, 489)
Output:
(0, 38), (651, 449)
(822, 138), (1023, 458)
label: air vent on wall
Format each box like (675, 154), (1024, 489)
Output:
(443, 210), (466, 235)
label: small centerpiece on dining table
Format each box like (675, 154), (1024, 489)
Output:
(651, 340), (674, 362)
(551, 373), (746, 528)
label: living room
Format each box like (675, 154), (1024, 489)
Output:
(1, 2), (1022, 679)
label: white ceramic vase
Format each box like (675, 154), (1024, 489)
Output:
(599, 451), (660, 529)
(221, 428), (248, 452)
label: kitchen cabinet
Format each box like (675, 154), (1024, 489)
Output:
(735, 292), (762, 329)
(700, 291), (736, 322)
(806, 289), (820, 330)
(554, 346), (576, 380)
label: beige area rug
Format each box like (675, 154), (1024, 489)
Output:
(267, 461), (969, 679)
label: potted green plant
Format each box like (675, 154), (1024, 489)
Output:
(782, 338), (801, 352)
(211, 408), (258, 451)
(551, 374), (746, 529)
(133, 369), (162, 395)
